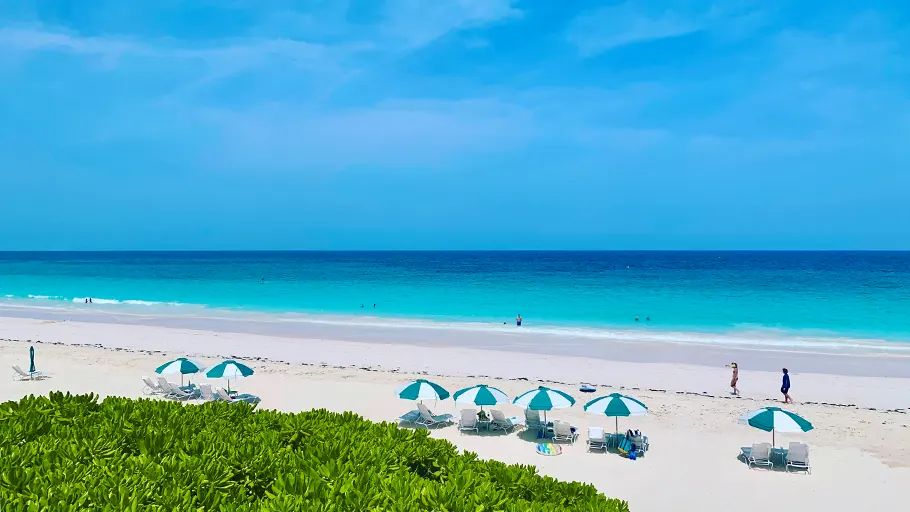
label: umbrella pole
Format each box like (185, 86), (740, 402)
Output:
(615, 417), (618, 434)
(772, 429), (775, 448)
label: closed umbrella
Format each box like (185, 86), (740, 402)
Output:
(452, 384), (509, 411)
(206, 360), (254, 392)
(396, 379), (450, 402)
(584, 393), (648, 433)
(155, 357), (205, 385)
(29, 346), (35, 374)
(739, 407), (813, 446)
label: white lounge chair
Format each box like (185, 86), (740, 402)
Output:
(141, 376), (165, 395)
(786, 442), (811, 474)
(741, 442), (773, 470)
(459, 409), (478, 434)
(628, 431), (649, 455)
(198, 384), (218, 402)
(165, 381), (199, 401)
(587, 426), (606, 452)
(215, 387), (261, 404)
(490, 409), (523, 433)
(12, 365), (48, 381)
(416, 403), (454, 429)
(553, 420), (578, 444)
(156, 377), (177, 398)
(525, 408), (543, 433)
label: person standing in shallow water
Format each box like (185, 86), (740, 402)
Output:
(781, 368), (792, 404)
(516, 314), (522, 326)
(727, 363), (740, 395)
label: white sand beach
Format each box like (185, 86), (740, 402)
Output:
(2, 315), (909, 511)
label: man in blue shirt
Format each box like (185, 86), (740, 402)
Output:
(781, 368), (792, 404)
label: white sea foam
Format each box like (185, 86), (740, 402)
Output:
(72, 297), (122, 305)
(3, 293), (909, 354)
(259, 312), (910, 353)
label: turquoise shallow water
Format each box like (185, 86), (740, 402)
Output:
(1, 251), (908, 343)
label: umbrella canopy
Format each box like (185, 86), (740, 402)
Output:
(29, 346), (35, 374)
(584, 393), (648, 416)
(512, 386), (575, 411)
(584, 393), (648, 433)
(155, 357), (205, 385)
(739, 407), (814, 446)
(206, 360), (254, 392)
(156, 357), (205, 375)
(452, 384), (510, 408)
(396, 379), (450, 401)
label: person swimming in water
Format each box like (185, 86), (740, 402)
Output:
(516, 314), (522, 326)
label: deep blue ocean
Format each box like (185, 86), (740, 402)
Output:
(0, 251), (908, 342)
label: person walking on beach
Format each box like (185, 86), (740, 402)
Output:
(781, 368), (792, 404)
(727, 363), (740, 395)
(516, 314), (522, 327)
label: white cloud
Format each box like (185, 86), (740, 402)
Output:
(566, 1), (768, 56)
(0, 27), (147, 65)
(192, 98), (536, 170)
(567, 3), (709, 56)
(380, 0), (522, 48)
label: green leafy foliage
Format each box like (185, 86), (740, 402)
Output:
(0, 393), (629, 511)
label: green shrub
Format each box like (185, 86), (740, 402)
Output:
(0, 393), (629, 511)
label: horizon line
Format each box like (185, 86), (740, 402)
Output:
(1, 249), (909, 253)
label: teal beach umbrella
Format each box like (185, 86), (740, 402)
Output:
(156, 357), (206, 385)
(453, 384), (510, 410)
(513, 386), (576, 424)
(396, 379), (450, 401)
(739, 407), (814, 446)
(29, 346), (35, 374)
(584, 393), (648, 433)
(513, 386), (575, 411)
(206, 360), (254, 392)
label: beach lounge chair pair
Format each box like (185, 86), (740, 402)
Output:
(740, 442), (810, 472)
(156, 377), (200, 400)
(458, 409), (523, 434)
(142, 376), (166, 395)
(416, 403), (454, 429)
(12, 365), (48, 381)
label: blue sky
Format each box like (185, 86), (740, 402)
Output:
(0, 1), (908, 250)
